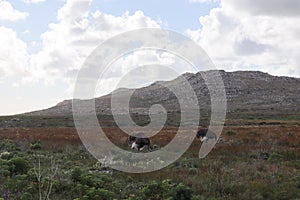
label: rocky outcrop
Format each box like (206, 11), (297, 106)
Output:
(22, 70), (300, 117)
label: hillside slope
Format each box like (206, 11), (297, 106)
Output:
(22, 70), (300, 117)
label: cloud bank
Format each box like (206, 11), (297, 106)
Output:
(22, 0), (46, 4)
(187, 0), (300, 77)
(0, 0), (161, 84)
(0, 0), (28, 21)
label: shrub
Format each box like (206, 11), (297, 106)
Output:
(191, 195), (206, 200)
(173, 183), (193, 200)
(248, 131), (259, 136)
(71, 167), (82, 183)
(226, 130), (236, 136)
(0, 140), (15, 151)
(278, 139), (290, 146)
(268, 153), (284, 162)
(8, 157), (29, 175)
(30, 141), (42, 150)
(79, 173), (96, 187)
(143, 181), (164, 199)
(20, 192), (32, 200)
(287, 132), (294, 137)
(97, 188), (115, 200)
(0, 151), (13, 160)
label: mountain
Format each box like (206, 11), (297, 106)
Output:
(22, 70), (300, 117)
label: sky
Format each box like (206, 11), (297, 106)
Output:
(0, 0), (300, 115)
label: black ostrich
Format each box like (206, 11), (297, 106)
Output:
(196, 128), (217, 142)
(128, 133), (151, 151)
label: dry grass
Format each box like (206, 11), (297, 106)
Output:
(1, 125), (299, 153)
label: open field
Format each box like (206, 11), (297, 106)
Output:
(1, 120), (300, 199)
(1, 125), (300, 150)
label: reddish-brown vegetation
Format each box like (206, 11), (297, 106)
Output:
(1, 125), (299, 153)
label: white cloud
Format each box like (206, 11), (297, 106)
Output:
(0, 26), (30, 77)
(22, 0), (46, 4)
(0, 0), (28, 21)
(0, 0), (162, 89)
(31, 0), (161, 84)
(23, 29), (30, 34)
(190, 0), (219, 3)
(224, 0), (300, 17)
(187, 0), (300, 77)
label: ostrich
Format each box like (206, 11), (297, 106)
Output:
(196, 128), (217, 142)
(128, 133), (158, 151)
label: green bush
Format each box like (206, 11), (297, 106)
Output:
(248, 131), (260, 136)
(71, 167), (82, 183)
(268, 152), (284, 162)
(0, 159), (10, 176)
(20, 192), (32, 200)
(143, 181), (164, 199)
(8, 156), (29, 175)
(0, 140), (15, 151)
(191, 195), (206, 200)
(173, 183), (193, 200)
(142, 180), (194, 200)
(79, 173), (96, 187)
(226, 130), (236, 136)
(30, 141), (42, 150)
(97, 188), (115, 200)
(0, 151), (13, 160)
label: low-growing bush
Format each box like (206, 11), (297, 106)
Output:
(30, 141), (42, 150)
(268, 152), (284, 162)
(0, 140), (15, 151)
(0, 151), (12, 160)
(8, 157), (29, 175)
(248, 131), (260, 136)
(173, 183), (193, 200)
(226, 130), (236, 136)
(71, 167), (82, 183)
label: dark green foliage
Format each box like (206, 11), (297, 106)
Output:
(173, 183), (193, 200)
(0, 139), (299, 200)
(8, 157), (29, 175)
(268, 152), (284, 162)
(0, 140), (15, 151)
(71, 167), (82, 183)
(0, 159), (10, 177)
(30, 141), (42, 150)
(20, 192), (32, 200)
(0, 151), (13, 160)
(97, 188), (115, 200)
(141, 179), (194, 200)
(226, 130), (236, 135)
(143, 181), (164, 199)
